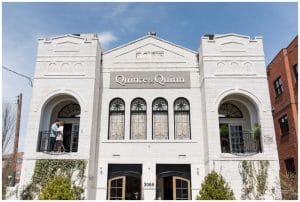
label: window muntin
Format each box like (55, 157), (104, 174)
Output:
(174, 98), (191, 140)
(57, 103), (81, 118)
(109, 98), (125, 140)
(130, 98), (147, 140)
(152, 98), (168, 140)
(218, 103), (243, 118)
(279, 115), (289, 135)
(274, 76), (283, 97)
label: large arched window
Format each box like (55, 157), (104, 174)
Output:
(218, 99), (261, 154)
(174, 98), (191, 140)
(130, 98), (147, 140)
(152, 98), (169, 140)
(218, 103), (244, 153)
(109, 98), (125, 140)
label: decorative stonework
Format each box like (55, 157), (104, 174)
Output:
(215, 61), (255, 75)
(44, 62), (85, 76)
(136, 51), (164, 59)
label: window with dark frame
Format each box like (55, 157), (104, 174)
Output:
(285, 158), (296, 174)
(174, 98), (191, 140)
(130, 98), (147, 140)
(108, 98), (125, 140)
(279, 115), (289, 135)
(152, 98), (169, 140)
(273, 76), (283, 97)
(293, 63), (298, 81)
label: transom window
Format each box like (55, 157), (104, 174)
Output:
(174, 98), (191, 140)
(274, 76), (283, 96)
(218, 103), (243, 118)
(58, 103), (81, 118)
(130, 98), (147, 140)
(109, 98), (125, 140)
(152, 98), (168, 140)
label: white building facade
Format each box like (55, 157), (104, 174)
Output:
(19, 33), (281, 200)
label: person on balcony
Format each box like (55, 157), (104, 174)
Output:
(50, 119), (60, 152)
(56, 121), (65, 152)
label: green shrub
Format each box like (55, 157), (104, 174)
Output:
(196, 171), (235, 200)
(38, 176), (77, 200)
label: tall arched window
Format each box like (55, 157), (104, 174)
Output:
(152, 98), (168, 140)
(174, 98), (191, 140)
(218, 102), (244, 153)
(131, 98), (147, 140)
(109, 98), (125, 140)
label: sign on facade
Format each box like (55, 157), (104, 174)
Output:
(110, 71), (190, 89)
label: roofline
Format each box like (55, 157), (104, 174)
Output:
(103, 34), (197, 54)
(267, 35), (298, 69)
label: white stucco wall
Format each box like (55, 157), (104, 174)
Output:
(19, 33), (281, 200)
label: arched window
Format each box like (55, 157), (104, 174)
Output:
(174, 98), (191, 140)
(109, 98), (125, 140)
(218, 103), (243, 118)
(130, 98), (147, 140)
(58, 103), (81, 118)
(152, 98), (168, 140)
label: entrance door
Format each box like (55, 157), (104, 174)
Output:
(63, 124), (72, 152)
(71, 124), (79, 152)
(156, 176), (191, 200)
(108, 176), (126, 200)
(173, 176), (191, 200)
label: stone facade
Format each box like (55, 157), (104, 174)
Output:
(19, 33), (281, 200)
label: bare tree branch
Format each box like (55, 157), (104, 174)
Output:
(2, 102), (16, 154)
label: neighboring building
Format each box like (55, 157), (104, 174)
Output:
(19, 33), (281, 200)
(267, 36), (298, 176)
(2, 152), (24, 184)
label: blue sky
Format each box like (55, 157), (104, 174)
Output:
(2, 2), (298, 152)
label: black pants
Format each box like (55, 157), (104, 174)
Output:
(50, 137), (56, 151)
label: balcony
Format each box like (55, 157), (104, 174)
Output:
(220, 131), (261, 154)
(37, 131), (79, 153)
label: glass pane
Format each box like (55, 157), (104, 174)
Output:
(174, 98), (190, 111)
(116, 179), (122, 187)
(176, 189), (182, 198)
(175, 112), (190, 139)
(230, 125), (244, 153)
(131, 98), (146, 111)
(110, 99), (125, 111)
(131, 112), (146, 139)
(153, 112), (168, 139)
(153, 98), (168, 111)
(111, 180), (117, 187)
(218, 103), (243, 118)
(109, 112), (125, 140)
(116, 188), (122, 197)
(176, 179), (181, 187)
(182, 180), (188, 188)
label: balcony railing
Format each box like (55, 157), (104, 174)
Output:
(221, 132), (261, 154)
(37, 131), (79, 152)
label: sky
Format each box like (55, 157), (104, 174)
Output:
(2, 2), (298, 152)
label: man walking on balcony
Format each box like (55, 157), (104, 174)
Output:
(50, 119), (59, 152)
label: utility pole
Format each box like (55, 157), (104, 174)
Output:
(11, 93), (22, 186)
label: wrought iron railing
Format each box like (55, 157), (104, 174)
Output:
(37, 131), (79, 152)
(221, 131), (261, 154)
